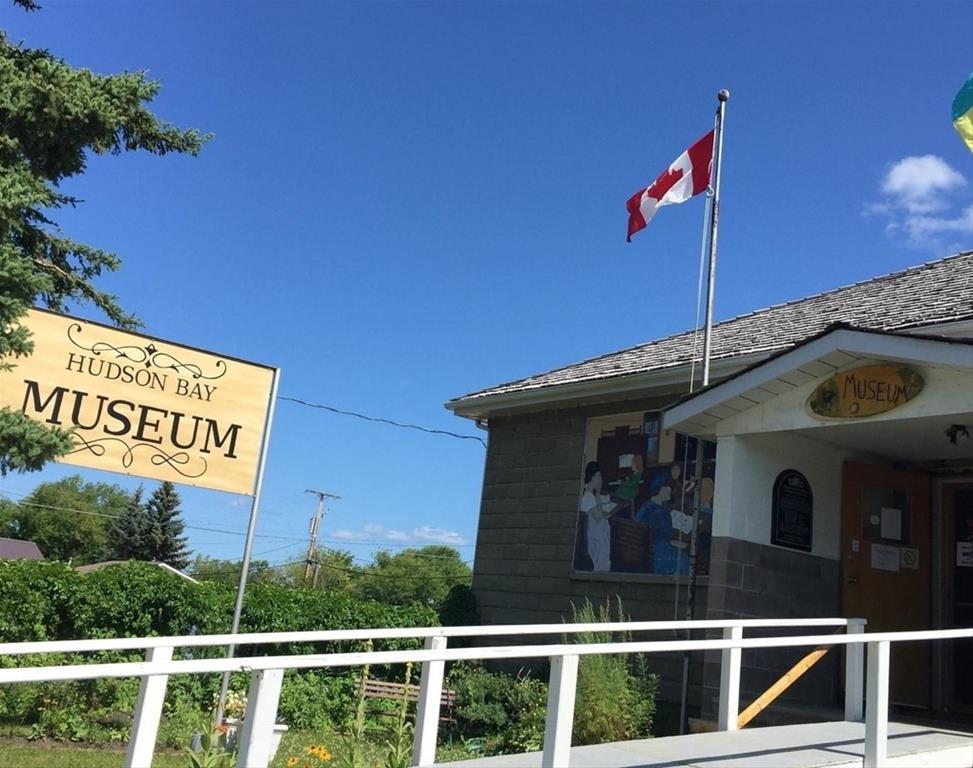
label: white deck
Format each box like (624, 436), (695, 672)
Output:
(438, 721), (973, 768)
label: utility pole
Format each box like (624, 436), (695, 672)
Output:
(304, 488), (340, 587)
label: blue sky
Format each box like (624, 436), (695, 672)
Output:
(2, 1), (972, 570)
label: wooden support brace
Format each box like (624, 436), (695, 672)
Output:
(736, 628), (842, 729)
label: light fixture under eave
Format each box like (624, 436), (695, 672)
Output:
(945, 424), (971, 445)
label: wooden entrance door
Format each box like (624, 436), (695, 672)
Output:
(942, 482), (973, 713)
(841, 461), (931, 707)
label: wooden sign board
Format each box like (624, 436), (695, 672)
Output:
(807, 364), (923, 419)
(0, 309), (275, 495)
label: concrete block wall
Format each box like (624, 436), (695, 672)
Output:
(471, 397), (709, 705)
(701, 536), (842, 723)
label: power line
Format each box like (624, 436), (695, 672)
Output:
(251, 542), (301, 558)
(316, 544), (472, 567)
(190, 555), (471, 584)
(0, 492), (308, 544)
(0, 492), (476, 557)
(0, 492), (476, 563)
(279, 395), (486, 448)
(311, 557), (470, 581)
(320, 536), (475, 548)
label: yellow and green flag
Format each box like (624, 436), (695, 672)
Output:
(953, 73), (973, 153)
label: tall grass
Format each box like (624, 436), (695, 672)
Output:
(568, 598), (658, 746)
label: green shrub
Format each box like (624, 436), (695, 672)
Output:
(278, 670), (358, 730)
(0, 560), (439, 742)
(157, 705), (209, 750)
(438, 584), (478, 627)
(447, 663), (547, 755)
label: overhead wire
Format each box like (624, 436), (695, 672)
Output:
(278, 395), (486, 448)
(319, 536), (474, 548)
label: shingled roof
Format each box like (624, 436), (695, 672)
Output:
(0, 537), (43, 560)
(450, 251), (973, 408)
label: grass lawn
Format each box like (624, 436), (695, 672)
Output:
(0, 729), (384, 768)
(0, 744), (187, 768)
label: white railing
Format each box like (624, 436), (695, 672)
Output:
(0, 618), (968, 768)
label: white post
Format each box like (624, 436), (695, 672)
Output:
(845, 619), (866, 722)
(125, 645), (173, 768)
(717, 625), (742, 731)
(542, 654), (579, 768)
(864, 641), (890, 768)
(235, 668), (284, 768)
(413, 635), (447, 766)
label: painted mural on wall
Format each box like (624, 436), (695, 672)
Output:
(573, 412), (716, 576)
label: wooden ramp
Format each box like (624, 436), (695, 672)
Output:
(438, 721), (972, 768)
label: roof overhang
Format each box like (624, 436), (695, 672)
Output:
(446, 352), (770, 421)
(662, 325), (973, 438)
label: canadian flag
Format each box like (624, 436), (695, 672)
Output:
(626, 130), (714, 242)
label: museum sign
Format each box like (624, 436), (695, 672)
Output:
(807, 364), (924, 419)
(0, 309), (275, 495)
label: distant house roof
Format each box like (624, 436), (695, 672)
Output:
(76, 560), (199, 584)
(0, 537), (44, 560)
(448, 251), (973, 416)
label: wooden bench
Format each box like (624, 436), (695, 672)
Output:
(360, 679), (457, 724)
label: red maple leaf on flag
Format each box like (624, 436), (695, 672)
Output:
(646, 166), (685, 202)
(626, 129), (713, 242)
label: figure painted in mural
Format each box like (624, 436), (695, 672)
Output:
(635, 469), (690, 575)
(611, 453), (644, 518)
(669, 464), (694, 554)
(579, 461), (617, 571)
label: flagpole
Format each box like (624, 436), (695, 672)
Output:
(678, 88), (729, 734)
(702, 89), (728, 387)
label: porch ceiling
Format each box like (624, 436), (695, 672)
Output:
(804, 412), (973, 462)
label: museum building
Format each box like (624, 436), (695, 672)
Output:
(447, 250), (973, 722)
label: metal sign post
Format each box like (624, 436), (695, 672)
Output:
(214, 367), (281, 726)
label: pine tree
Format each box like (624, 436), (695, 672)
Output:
(106, 486), (151, 560)
(146, 482), (190, 570)
(0, 2), (207, 475)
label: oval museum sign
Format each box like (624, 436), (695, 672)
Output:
(807, 364), (924, 419)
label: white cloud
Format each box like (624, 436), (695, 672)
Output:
(880, 155), (966, 214)
(866, 156), (973, 250)
(330, 524), (467, 546)
(905, 205), (973, 240)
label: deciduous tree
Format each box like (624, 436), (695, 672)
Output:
(354, 545), (471, 608)
(0, 474), (129, 563)
(189, 555), (284, 586)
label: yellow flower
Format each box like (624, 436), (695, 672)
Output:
(287, 758), (298, 767)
